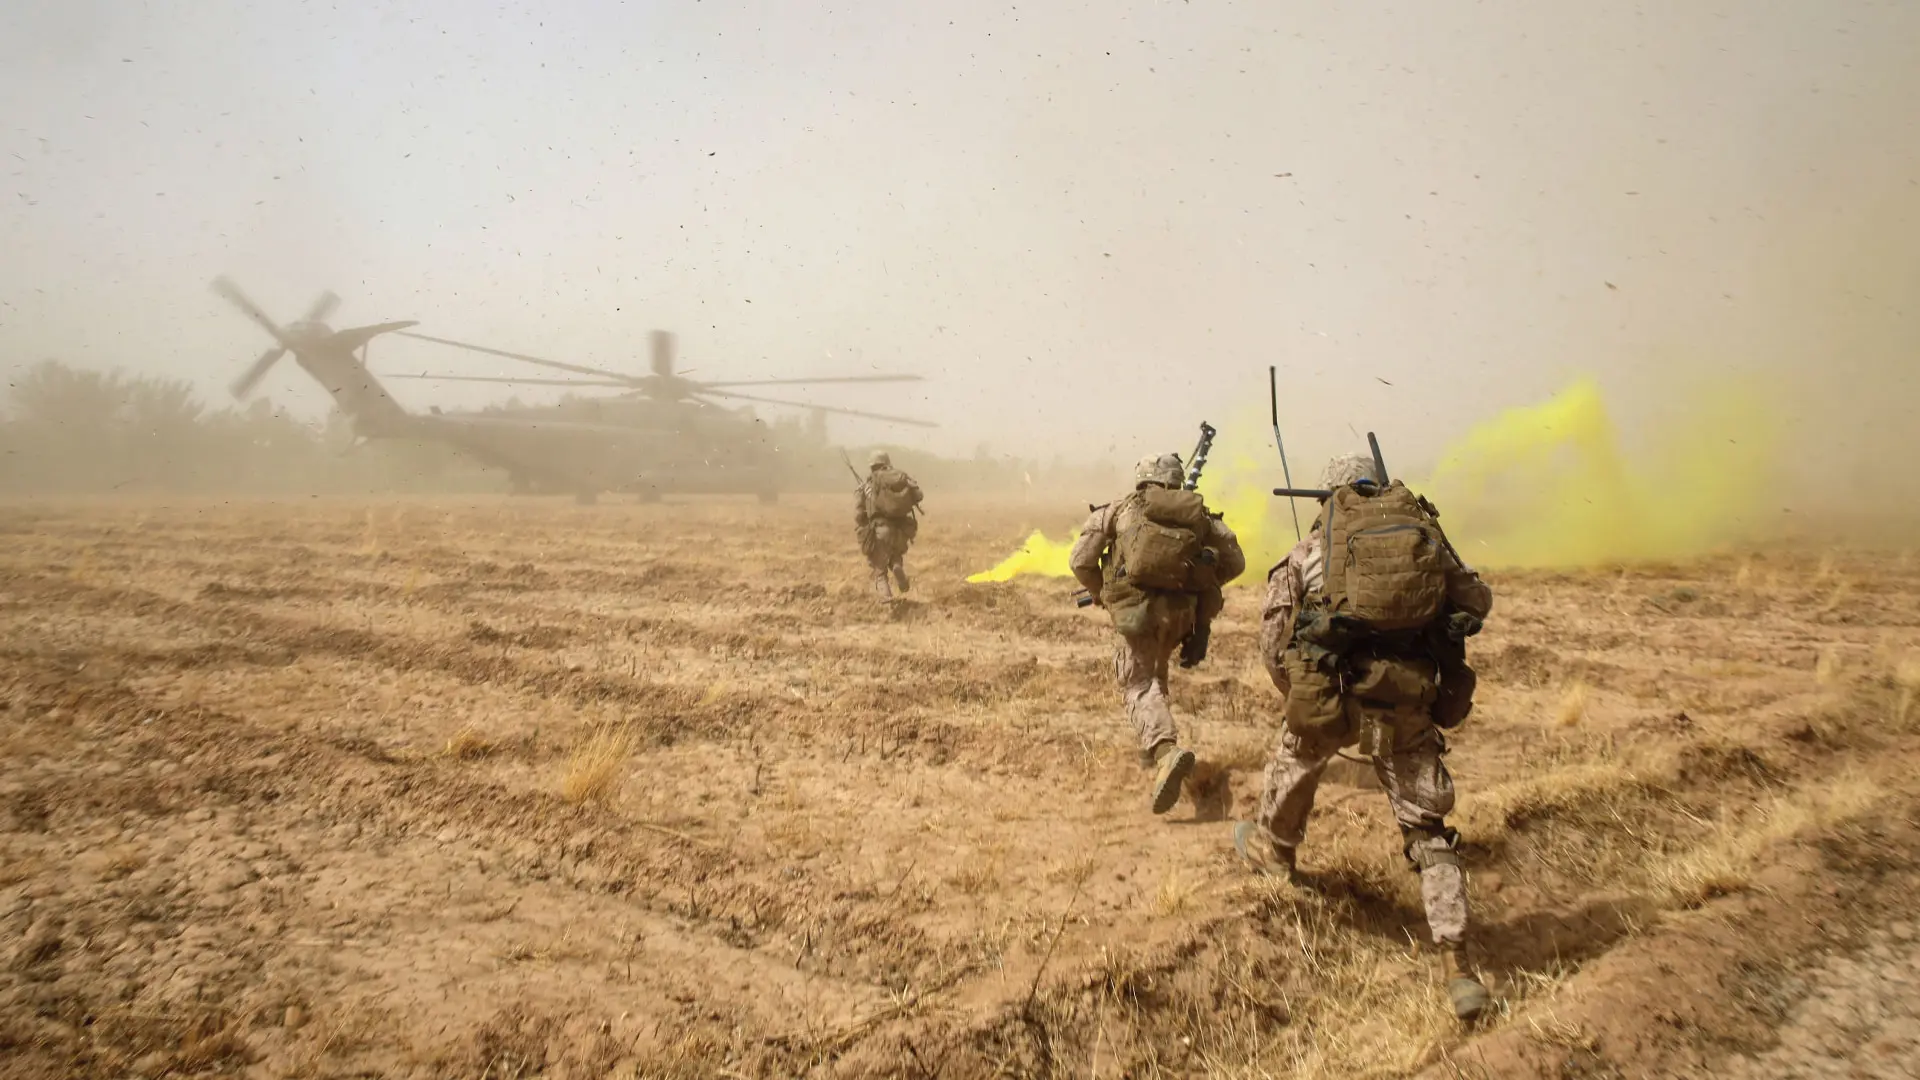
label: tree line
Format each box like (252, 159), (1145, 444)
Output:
(0, 360), (493, 495)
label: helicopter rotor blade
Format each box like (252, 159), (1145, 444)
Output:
(209, 276), (299, 351)
(693, 374), (926, 389)
(382, 373), (634, 388)
(697, 387), (939, 428)
(304, 290), (341, 324)
(392, 331), (646, 384)
(230, 345), (286, 400)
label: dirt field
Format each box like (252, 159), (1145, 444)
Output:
(3, 495), (1918, 1079)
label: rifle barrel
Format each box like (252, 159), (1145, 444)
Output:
(1272, 487), (1333, 499)
(1184, 421), (1216, 491)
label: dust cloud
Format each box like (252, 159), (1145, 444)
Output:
(1, 2), (1916, 547)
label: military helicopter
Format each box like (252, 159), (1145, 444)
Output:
(210, 278), (934, 502)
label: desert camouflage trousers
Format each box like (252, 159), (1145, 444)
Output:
(1113, 620), (1191, 754)
(862, 519), (914, 600)
(1256, 720), (1469, 946)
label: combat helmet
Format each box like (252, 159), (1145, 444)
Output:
(869, 450), (892, 470)
(1133, 453), (1184, 489)
(1320, 453), (1378, 492)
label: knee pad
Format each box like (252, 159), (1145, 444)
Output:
(1400, 824), (1462, 872)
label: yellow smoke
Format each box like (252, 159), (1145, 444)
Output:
(1416, 376), (1777, 567)
(965, 529), (1080, 583)
(966, 377), (1779, 581)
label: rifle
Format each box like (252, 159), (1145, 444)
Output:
(1176, 421), (1222, 665)
(1184, 422), (1216, 491)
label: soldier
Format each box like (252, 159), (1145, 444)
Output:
(1070, 453), (1246, 814)
(1231, 453), (1495, 1022)
(855, 451), (923, 602)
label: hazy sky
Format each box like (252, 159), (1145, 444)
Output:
(3, 0), (1915, 469)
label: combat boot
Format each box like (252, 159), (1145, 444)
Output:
(1232, 821), (1296, 880)
(871, 571), (894, 603)
(1148, 741), (1196, 815)
(1440, 943), (1492, 1023)
(893, 564), (911, 594)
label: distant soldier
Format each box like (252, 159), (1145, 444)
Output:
(855, 451), (923, 602)
(1232, 453), (1495, 1022)
(1070, 453), (1246, 814)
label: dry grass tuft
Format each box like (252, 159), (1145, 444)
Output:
(1224, 890), (1455, 1078)
(1526, 1011), (1599, 1054)
(1460, 762), (1642, 834)
(443, 725), (495, 760)
(1152, 868), (1200, 918)
(1816, 647), (1846, 686)
(1555, 681), (1589, 727)
(1652, 774), (1886, 907)
(1045, 854), (1098, 886)
(1818, 578), (1852, 615)
(1897, 656), (1920, 728)
(560, 725), (632, 804)
(946, 848), (1004, 895)
(761, 814), (827, 860)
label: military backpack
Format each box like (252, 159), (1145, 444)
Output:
(1112, 487), (1210, 592)
(1319, 479), (1448, 633)
(1280, 480), (1459, 744)
(868, 469), (920, 518)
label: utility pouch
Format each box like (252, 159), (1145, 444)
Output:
(1102, 579), (1153, 637)
(1347, 652), (1439, 709)
(1282, 646), (1352, 742)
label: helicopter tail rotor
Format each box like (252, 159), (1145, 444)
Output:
(212, 278), (340, 399)
(649, 330), (675, 379)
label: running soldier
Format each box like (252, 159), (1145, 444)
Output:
(1070, 453), (1246, 814)
(854, 451), (923, 602)
(1232, 453), (1495, 1022)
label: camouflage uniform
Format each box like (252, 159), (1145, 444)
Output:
(1069, 454), (1245, 814)
(855, 451), (922, 602)
(1235, 453), (1495, 1022)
